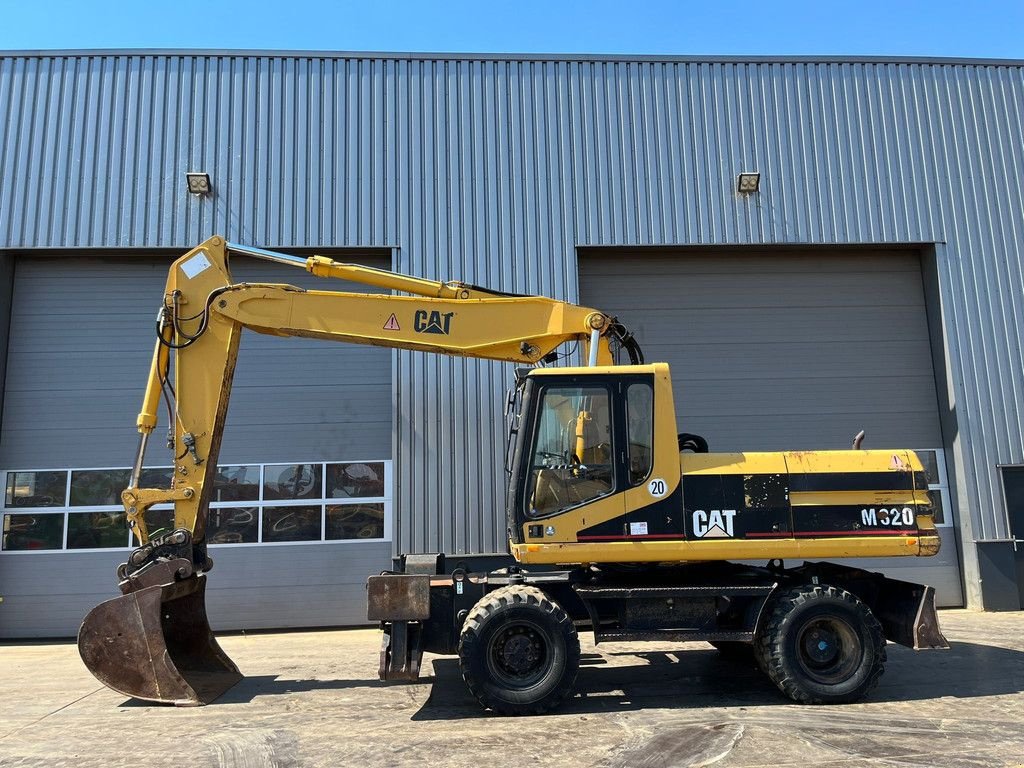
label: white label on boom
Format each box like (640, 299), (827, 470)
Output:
(180, 251), (213, 279)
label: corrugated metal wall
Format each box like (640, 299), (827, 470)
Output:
(1, 53), (1022, 561)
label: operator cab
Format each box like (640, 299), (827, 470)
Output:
(505, 364), (681, 546)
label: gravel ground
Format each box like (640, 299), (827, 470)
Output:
(1, 609), (1022, 768)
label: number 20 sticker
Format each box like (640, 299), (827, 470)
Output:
(647, 478), (668, 498)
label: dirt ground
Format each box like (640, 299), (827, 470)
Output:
(1, 609), (1022, 768)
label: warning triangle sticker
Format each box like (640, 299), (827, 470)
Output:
(383, 313), (401, 331)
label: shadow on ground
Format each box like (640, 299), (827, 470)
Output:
(118, 676), (394, 707)
(113, 640), (1024, 715)
(409, 641), (1024, 720)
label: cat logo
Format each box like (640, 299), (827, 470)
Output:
(692, 509), (737, 538)
(414, 309), (455, 335)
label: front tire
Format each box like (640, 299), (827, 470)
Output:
(458, 584), (580, 715)
(756, 584), (886, 704)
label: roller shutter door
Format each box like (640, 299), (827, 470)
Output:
(0, 255), (392, 467)
(580, 250), (962, 606)
(0, 253), (392, 637)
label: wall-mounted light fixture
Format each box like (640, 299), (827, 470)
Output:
(185, 171), (212, 196)
(736, 171), (760, 194)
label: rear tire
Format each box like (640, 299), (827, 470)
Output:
(458, 584), (579, 715)
(755, 584), (886, 704)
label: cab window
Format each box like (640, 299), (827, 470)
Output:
(526, 385), (613, 518)
(626, 382), (654, 485)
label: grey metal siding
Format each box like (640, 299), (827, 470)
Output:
(0, 54), (1021, 580)
(0, 254), (394, 637)
(580, 248), (962, 606)
(0, 253), (13, 438)
(223, 257), (393, 463)
(580, 249), (941, 450)
(0, 254), (391, 468)
(0, 543), (389, 638)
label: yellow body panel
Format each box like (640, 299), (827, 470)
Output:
(514, 409), (938, 564)
(511, 535), (935, 564)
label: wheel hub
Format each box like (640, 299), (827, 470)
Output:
(489, 623), (547, 685)
(500, 632), (538, 674)
(795, 617), (861, 684)
(803, 627), (840, 664)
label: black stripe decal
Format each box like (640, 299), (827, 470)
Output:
(788, 472), (916, 492)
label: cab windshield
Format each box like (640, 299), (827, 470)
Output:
(525, 385), (614, 518)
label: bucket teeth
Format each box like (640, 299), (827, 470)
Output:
(78, 573), (241, 705)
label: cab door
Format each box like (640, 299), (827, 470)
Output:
(519, 379), (624, 543)
(622, 377), (684, 540)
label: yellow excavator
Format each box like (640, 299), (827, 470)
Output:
(78, 237), (947, 713)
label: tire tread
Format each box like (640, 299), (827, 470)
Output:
(755, 584), (886, 704)
(458, 584), (579, 715)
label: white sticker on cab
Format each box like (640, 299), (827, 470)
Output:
(629, 521), (648, 536)
(180, 251), (213, 279)
(647, 478), (668, 497)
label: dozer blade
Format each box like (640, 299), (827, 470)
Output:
(78, 573), (242, 705)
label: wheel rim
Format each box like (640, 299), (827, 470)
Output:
(485, 620), (550, 689)
(794, 616), (861, 684)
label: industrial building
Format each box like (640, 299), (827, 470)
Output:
(1, 51), (1022, 637)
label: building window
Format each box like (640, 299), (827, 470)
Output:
(4, 471), (68, 508)
(207, 507), (259, 544)
(0, 460), (391, 552)
(1, 513), (65, 550)
(327, 502), (385, 540)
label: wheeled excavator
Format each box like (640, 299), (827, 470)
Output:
(78, 237), (947, 714)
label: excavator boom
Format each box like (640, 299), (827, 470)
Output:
(78, 236), (640, 705)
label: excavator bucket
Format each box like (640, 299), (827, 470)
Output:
(78, 573), (242, 705)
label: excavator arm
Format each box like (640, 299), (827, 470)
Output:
(78, 236), (640, 705)
(124, 236), (637, 549)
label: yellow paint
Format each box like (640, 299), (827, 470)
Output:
(681, 452), (788, 475)
(790, 491), (922, 506)
(126, 236), (623, 545)
(519, 365), (681, 544)
(517, 437), (939, 562)
(128, 237), (944, 575)
(786, 448), (924, 474)
(511, 534), (941, 564)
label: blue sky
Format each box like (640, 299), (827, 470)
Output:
(1, 0), (1022, 59)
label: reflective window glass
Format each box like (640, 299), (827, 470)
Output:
(326, 503), (385, 539)
(327, 462), (386, 498)
(139, 467), (174, 487)
(213, 465), (260, 502)
(67, 511), (128, 549)
(4, 471), (67, 508)
(626, 383), (654, 485)
(527, 386), (613, 518)
(930, 493), (945, 525)
(263, 464), (323, 501)
(2, 513), (64, 550)
(207, 506), (259, 545)
(70, 469), (130, 507)
(917, 451), (941, 486)
(262, 505), (323, 542)
(144, 508), (175, 537)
